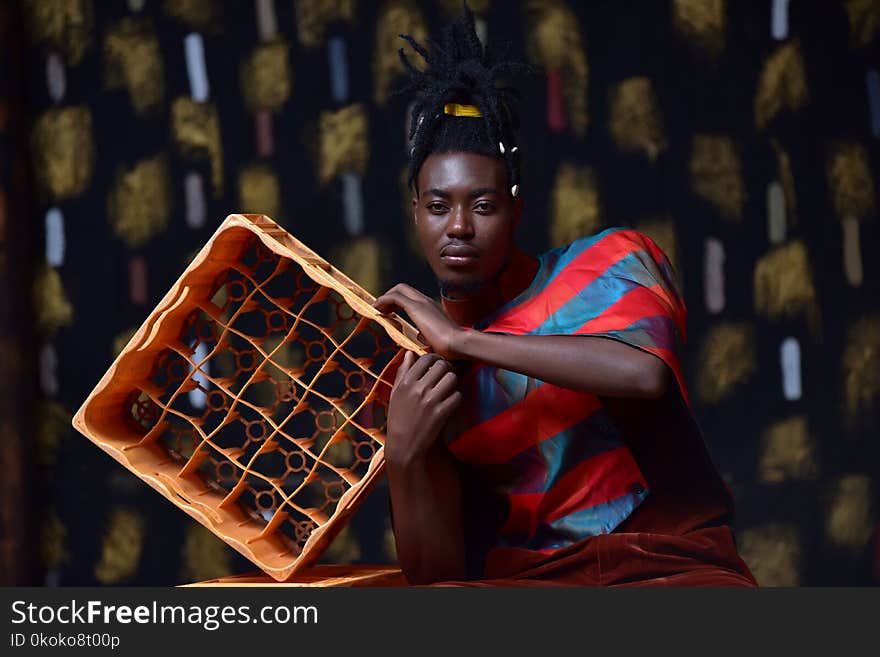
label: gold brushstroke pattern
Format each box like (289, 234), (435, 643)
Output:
(241, 41), (292, 113)
(238, 164), (281, 220)
(33, 265), (73, 336)
(23, 0), (93, 65)
(162, 0), (220, 30)
(550, 163), (601, 248)
(696, 322), (755, 404)
(31, 106), (95, 201)
(671, 0), (726, 58)
(40, 510), (70, 570)
(755, 40), (809, 131)
(171, 97), (223, 197)
(690, 134), (745, 221)
(634, 216), (679, 280)
(758, 416), (819, 483)
(294, 0), (356, 49)
(107, 154), (171, 248)
(844, 0), (880, 48)
(180, 523), (234, 583)
(319, 525), (361, 564)
(374, 0), (428, 106)
(103, 18), (164, 115)
(737, 523), (802, 586)
(35, 401), (71, 467)
(525, 0), (589, 136)
(94, 509), (146, 585)
(826, 475), (875, 550)
(753, 241), (819, 330)
(827, 141), (876, 221)
(112, 327), (139, 358)
(843, 314), (880, 425)
(609, 77), (666, 161)
(771, 138), (797, 224)
(319, 103), (368, 185)
(331, 237), (386, 297)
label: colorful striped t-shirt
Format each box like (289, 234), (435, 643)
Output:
(445, 227), (689, 556)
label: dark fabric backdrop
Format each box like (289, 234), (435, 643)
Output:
(2, 0), (878, 585)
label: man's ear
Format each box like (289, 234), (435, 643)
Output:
(411, 195), (419, 223)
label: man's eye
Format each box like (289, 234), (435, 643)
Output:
(474, 202), (494, 213)
(427, 203), (447, 213)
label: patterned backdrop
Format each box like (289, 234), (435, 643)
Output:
(0, 0), (878, 586)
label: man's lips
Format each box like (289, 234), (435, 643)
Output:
(440, 244), (479, 266)
(440, 244), (479, 257)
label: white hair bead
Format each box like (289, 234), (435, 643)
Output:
(499, 141), (505, 154)
(511, 184), (519, 197)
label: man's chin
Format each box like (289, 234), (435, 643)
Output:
(436, 276), (487, 299)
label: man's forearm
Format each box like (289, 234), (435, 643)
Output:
(453, 331), (668, 399)
(385, 445), (467, 584)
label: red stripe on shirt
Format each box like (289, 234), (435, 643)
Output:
(500, 446), (645, 537)
(448, 384), (602, 465)
(484, 231), (639, 335)
(573, 284), (680, 336)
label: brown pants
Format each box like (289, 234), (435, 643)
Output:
(433, 525), (758, 587)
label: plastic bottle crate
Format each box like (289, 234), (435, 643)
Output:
(73, 214), (425, 582)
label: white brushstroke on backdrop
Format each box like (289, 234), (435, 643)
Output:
(780, 337), (802, 401)
(39, 343), (59, 397)
(341, 172), (364, 236)
(771, 0), (790, 41)
(842, 216), (863, 287)
(46, 53), (66, 103)
(328, 36), (349, 103)
(45, 207), (65, 267)
(767, 181), (786, 244)
(704, 237), (726, 314)
(255, 0), (278, 42)
(188, 342), (211, 409)
(184, 33), (210, 102)
(184, 172), (206, 229)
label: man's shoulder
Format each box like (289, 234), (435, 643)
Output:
(544, 227), (658, 265)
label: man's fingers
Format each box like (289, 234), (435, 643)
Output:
(406, 353), (442, 381)
(374, 284), (431, 313)
(373, 292), (402, 313)
(428, 370), (459, 400)
(435, 390), (463, 416)
(394, 350), (415, 384)
(392, 283), (427, 302)
(420, 358), (453, 389)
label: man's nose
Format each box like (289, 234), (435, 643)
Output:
(446, 207), (474, 238)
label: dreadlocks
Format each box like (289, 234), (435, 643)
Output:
(396, 4), (526, 197)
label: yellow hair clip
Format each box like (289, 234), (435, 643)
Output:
(443, 102), (483, 118)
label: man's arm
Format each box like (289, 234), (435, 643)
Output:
(453, 331), (668, 399)
(384, 352), (467, 584)
(374, 284), (669, 400)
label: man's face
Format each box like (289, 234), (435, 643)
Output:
(413, 151), (521, 298)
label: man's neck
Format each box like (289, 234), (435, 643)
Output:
(441, 249), (539, 327)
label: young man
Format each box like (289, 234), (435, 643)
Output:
(373, 8), (757, 587)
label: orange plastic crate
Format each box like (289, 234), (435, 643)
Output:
(73, 214), (424, 582)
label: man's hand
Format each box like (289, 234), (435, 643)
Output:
(373, 284), (464, 359)
(385, 351), (461, 468)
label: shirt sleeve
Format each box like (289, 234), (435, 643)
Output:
(565, 229), (689, 405)
(480, 228), (690, 404)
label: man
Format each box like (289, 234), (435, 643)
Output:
(372, 7), (756, 587)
